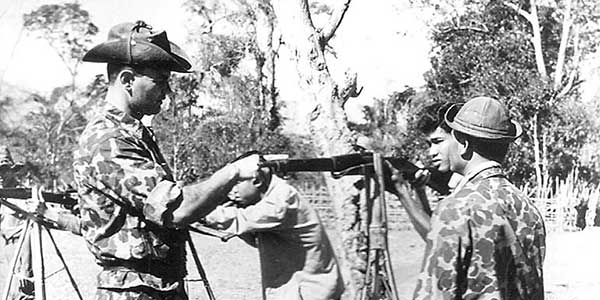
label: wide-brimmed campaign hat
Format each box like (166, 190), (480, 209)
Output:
(0, 146), (24, 173)
(83, 20), (191, 72)
(445, 96), (522, 142)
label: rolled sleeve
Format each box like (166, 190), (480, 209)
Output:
(204, 197), (288, 235)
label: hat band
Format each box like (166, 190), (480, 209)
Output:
(450, 118), (522, 140)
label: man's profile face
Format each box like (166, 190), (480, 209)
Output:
(228, 178), (262, 208)
(129, 67), (171, 116)
(426, 127), (456, 173)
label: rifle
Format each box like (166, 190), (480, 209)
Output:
(0, 197), (60, 229)
(260, 152), (452, 195)
(0, 188), (78, 208)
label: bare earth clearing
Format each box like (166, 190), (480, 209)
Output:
(1, 227), (598, 300)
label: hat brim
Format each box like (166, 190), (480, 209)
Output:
(445, 103), (523, 142)
(83, 39), (192, 73)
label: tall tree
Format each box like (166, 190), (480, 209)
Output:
(418, 0), (600, 189)
(22, 2), (99, 89)
(266, 1), (375, 298)
(4, 3), (101, 188)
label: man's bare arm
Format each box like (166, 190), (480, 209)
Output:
(390, 168), (432, 240)
(172, 155), (259, 226)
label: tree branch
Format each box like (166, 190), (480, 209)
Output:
(437, 24), (490, 34)
(556, 25), (582, 99)
(320, 0), (352, 43)
(553, 0), (574, 90)
(503, 1), (533, 23)
(338, 70), (362, 107)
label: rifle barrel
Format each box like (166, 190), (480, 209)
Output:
(0, 188), (78, 207)
(260, 153), (451, 195)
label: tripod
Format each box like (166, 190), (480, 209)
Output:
(360, 153), (400, 300)
(1, 189), (83, 300)
(0, 192), (219, 300)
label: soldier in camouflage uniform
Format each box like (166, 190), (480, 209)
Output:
(390, 97), (545, 300)
(75, 21), (260, 300)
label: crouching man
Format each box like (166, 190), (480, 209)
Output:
(203, 154), (344, 300)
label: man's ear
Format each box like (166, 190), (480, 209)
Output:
(459, 139), (474, 160)
(252, 176), (263, 188)
(118, 69), (135, 91)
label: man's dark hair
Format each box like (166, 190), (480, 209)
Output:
(416, 102), (455, 134)
(453, 131), (510, 163)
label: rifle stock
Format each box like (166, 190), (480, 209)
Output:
(0, 188), (78, 208)
(260, 153), (451, 195)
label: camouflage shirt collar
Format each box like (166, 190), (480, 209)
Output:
(454, 161), (502, 192)
(104, 106), (145, 140)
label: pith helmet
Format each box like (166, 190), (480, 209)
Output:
(82, 20), (191, 72)
(445, 96), (522, 142)
(0, 146), (24, 173)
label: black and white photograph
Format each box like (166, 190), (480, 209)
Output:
(1, 0), (599, 299)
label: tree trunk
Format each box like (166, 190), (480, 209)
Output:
(528, 0), (547, 79)
(504, 0), (547, 79)
(554, 0), (573, 90)
(269, 0), (365, 298)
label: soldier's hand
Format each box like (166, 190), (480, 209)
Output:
(411, 169), (430, 191)
(34, 201), (48, 216)
(384, 161), (407, 195)
(232, 154), (260, 180)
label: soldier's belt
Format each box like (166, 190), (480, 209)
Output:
(100, 258), (187, 279)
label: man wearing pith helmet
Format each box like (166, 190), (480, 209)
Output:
(74, 21), (260, 300)
(392, 97), (546, 300)
(0, 146), (34, 300)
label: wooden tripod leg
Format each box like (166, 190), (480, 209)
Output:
(43, 227), (83, 300)
(2, 220), (31, 300)
(31, 221), (46, 300)
(186, 231), (216, 300)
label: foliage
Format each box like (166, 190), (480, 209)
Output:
(3, 89), (87, 189)
(422, 0), (599, 186)
(23, 2), (99, 80)
(0, 2), (103, 188)
(144, 0), (305, 184)
(355, 88), (421, 157)
(153, 72), (298, 184)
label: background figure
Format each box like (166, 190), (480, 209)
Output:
(0, 146), (34, 300)
(203, 157), (344, 300)
(574, 200), (588, 230)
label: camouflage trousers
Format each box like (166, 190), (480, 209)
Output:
(95, 284), (188, 300)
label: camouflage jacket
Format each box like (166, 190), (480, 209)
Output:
(73, 106), (187, 291)
(414, 164), (546, 300)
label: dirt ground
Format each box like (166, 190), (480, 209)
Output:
(1, 227), (598, 300)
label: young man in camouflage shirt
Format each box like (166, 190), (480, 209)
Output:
(390, 97), (546, 299)
(75, 21), (260, 300)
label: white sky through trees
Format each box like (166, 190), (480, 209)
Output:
(0, 0), (189, 93)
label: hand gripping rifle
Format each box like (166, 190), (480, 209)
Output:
(260, 152), (450, 300)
